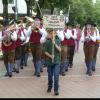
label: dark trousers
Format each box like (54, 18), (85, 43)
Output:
(15, 46), (22, 60)
(20, 44), (29, 66)
(67, 45), (75, 65)
(15, 46), (22, 71)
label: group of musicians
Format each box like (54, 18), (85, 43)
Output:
(0, 16), (100, 95)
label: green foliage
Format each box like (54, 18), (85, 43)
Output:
(2, 0), (100, 27)
(31, 0), (100, 26)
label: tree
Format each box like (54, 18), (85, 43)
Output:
(36, 0), (44, 17)
(2, 0), (8, 18)
(65, 0), (96, 26)
(28, 0), (100, 27)
(25, 0), (34, 16)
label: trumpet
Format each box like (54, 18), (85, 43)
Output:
(25, 16), (34, 23)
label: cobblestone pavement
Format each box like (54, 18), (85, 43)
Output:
(0, 43), (100, 98)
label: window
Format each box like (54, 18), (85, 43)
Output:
(8, 0), (14, 4)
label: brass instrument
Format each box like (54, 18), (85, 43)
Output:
(2, 19), (25, 47)
(2, 31), (12, 47)
(3, 37), (12, 47)
(25, 16), (34, 23)
(2, 16), (36, 47)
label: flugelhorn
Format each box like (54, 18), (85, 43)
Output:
(25, 16), (34, 22)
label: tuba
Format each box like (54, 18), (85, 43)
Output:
(25, 16), (34, 28)
(2, 30), (12, 47)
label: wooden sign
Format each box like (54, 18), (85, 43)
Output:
(43, 15), (65, 29)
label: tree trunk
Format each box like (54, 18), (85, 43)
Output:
(27, 4), (31, 16)
(25, 0), (31, 16)
(2, 0), (8, 18)
(51, 7), (54, 14)
(36, 0), (44, 18)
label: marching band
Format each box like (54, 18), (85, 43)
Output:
(0, 16), (100, 95)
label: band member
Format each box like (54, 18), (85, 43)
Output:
(20, 24), (29, 68)
(22, 20), (33, 67)
(44, 29), (61, 95)
(28, 18), (47, 77)
(60, 23), (68, 76)
(80, 23), (96, 76)
(15, 23), (26, 73)
(91, 24), (100, 72)
(75, 24), (81, 52)
(67, 24), (77, 68)
(23, 16), (48, 77)
(1, 28), (17, 77)
(20, 41), (29, 67)
(39, 20), (47, 72)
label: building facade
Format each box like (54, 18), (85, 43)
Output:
(0, 0), (27, 15)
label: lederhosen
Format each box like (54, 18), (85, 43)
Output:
(2, 31), (16, 64)
(83, 31), (95, 75)
(83, 31), (95, 63)
(2, 31), (16, 76)
(60, 29), (68, 74)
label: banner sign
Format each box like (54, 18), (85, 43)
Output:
(43, 15), (65, 29)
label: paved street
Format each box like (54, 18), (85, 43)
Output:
(0, 43), (100, 98)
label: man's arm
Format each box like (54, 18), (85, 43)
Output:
(52, 39), (61, 53)
(45, 52), (54, 60)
